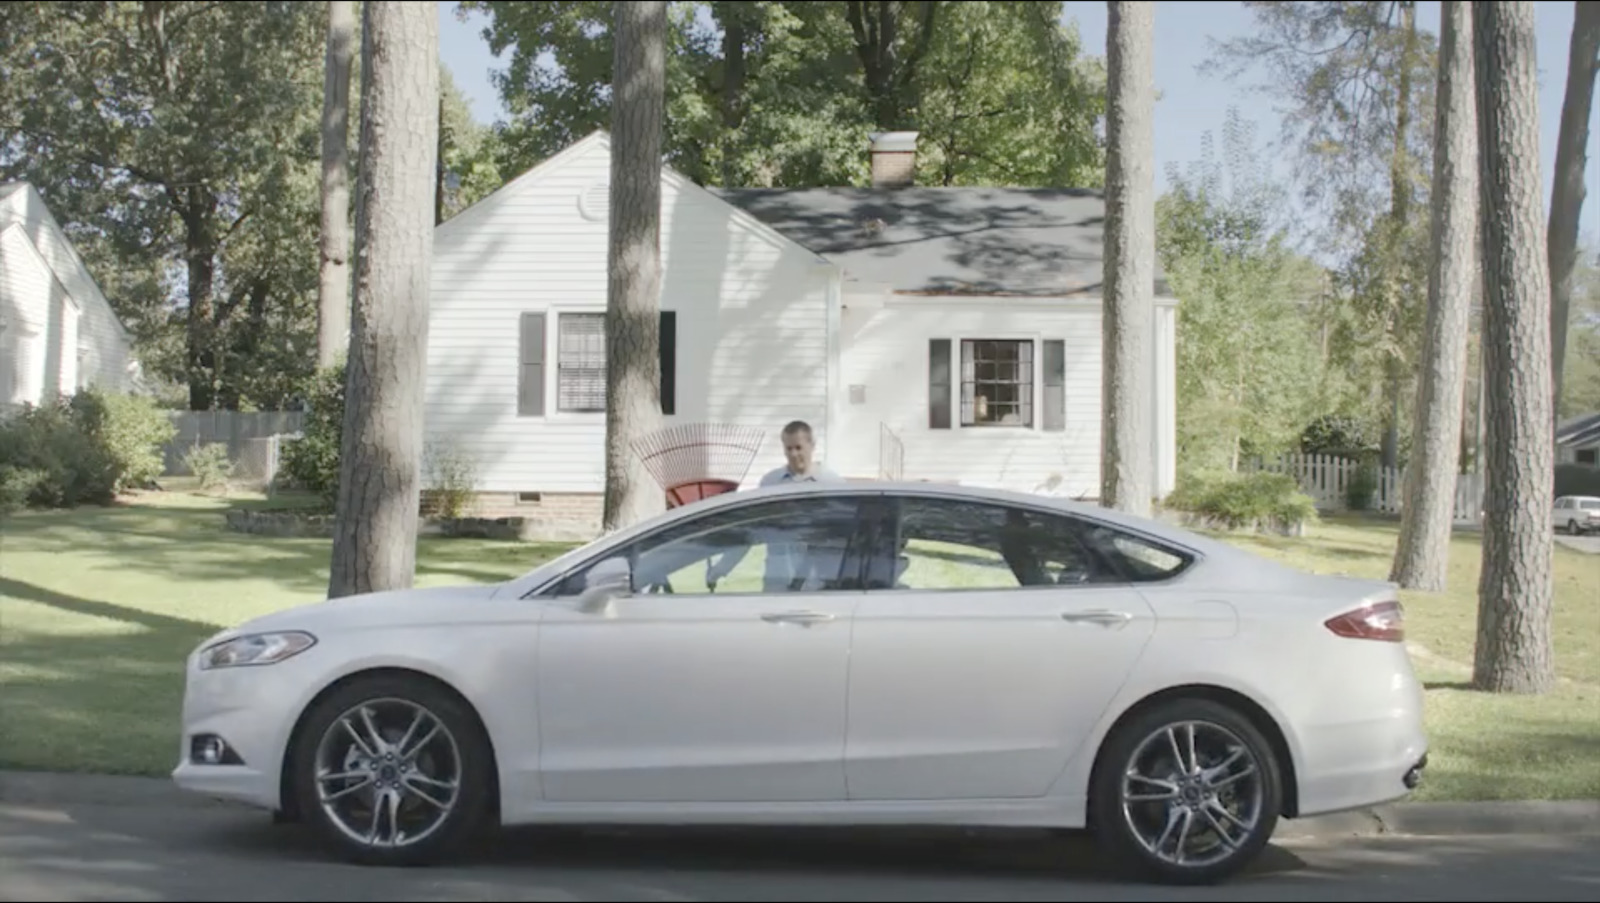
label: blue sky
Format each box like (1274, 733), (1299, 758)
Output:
(437, 1), (1597, 240)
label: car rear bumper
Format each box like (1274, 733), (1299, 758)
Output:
(1294, 716), (1429, 818)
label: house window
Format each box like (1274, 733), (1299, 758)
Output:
(518, 310), (677, 417)
(557, 313), (607, 412)
(960, 339), (1033, 428)
(1579, 448), (1598, 467)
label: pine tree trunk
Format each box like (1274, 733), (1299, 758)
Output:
(1471, 0), (1556, 695)
(328, 0), (439, 600)
(1100, 0), (1156, 517)
(318, 0), (355, 370)
(1391, 0), (1477, 592)
(1548, 0), (1600, 419)
(601, 0), (668, 533)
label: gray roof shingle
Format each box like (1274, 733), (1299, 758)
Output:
(711, 186), (1170, 298)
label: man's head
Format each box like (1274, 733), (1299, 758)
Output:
(781, 420), (815, 474)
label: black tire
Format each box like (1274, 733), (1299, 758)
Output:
(289, 672), (496, 867)
(1569, 519), (1581, 536)
(1088, 697), (1283, 886)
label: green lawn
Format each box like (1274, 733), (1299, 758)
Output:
(1, 493), (1595, 803)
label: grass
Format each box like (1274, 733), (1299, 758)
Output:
(0, 487), (574, 777)
(0, 492), (1595, 803)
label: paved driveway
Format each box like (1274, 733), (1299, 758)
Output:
(1555, 533), (1600, 554)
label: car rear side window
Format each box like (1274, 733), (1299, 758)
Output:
(1080, 525), (1192, 582)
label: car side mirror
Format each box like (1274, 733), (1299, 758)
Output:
(577, 556), (633, 616)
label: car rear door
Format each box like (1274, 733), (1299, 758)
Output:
(843, 493), (1160, 802)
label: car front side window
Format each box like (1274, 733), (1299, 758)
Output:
(553, 495), (870, 597)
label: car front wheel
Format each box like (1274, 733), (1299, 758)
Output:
(289, 673), (496, 867)
(1088, 697), (1282, 885)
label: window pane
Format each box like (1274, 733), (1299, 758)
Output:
(881, 498), (1118, 590)
(561, 497), (867, 596)
(558, 313), (607, 411)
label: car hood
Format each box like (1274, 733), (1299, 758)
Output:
(208, 582), (513, 645)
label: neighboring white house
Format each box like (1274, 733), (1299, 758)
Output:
(1557, 412), (1600, 469)
(426, 131), (1178, 537)
(0, 182), (135, 412)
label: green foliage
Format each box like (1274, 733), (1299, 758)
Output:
(67, 388), (175, 493)
(461, 0), (1105, 188)
(1157, 109), (1328, 476)
(1345, 460), (1379, 511)
(0, 389), (175, 510)
(422, 439), (480, 519)
(182, 443), (235, 494)
(0, 1), (328, 410)
(1164, 471), (1319, 531)
(1559, 250), (1600, 419)
(279, 364), (346, 510)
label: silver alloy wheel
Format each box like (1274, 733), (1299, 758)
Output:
(1118, 719), (1265, 868)
(313, 697), (463, 849)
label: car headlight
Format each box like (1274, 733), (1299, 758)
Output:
(198, 631), (317, 670)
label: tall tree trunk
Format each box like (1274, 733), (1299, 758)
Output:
(601, 0), (668, 533)
(1381, 1), (1421, 472)
(182, 208), (218, 411)
(328, 0), (440, 600)
(318, 0), (355, 370)
(1471, 0), (1556, 695)
(1392, 1), (1477, 592)
(1548, 0), (1600, 419)
(1100, 0), (1155, 517)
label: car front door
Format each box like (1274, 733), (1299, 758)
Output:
(536, 492), (873, 804)
(844, 494), (1164, 802)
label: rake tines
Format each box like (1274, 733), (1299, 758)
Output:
(630, 422), (770, 496)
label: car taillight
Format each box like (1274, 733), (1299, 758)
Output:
(1325, 599), (1406, 642)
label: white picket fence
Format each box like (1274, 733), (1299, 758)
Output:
(1242, 453), (1485, 524)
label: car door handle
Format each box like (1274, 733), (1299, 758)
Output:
(761, 610), (836, 625)
(1061, 609), (1134, 626)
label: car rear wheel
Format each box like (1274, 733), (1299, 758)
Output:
(289, 673), (495, 867)
(1088, 697), (1282, 886)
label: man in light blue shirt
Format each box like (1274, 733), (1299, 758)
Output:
(709, 420), (845, 591)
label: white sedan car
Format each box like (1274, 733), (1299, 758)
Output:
(172, 480), (1428, 886)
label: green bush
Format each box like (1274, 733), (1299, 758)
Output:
(69, 387), (174, 492)
(280, 363), (345, 510)
(0, 388), (173, 509)
(183, 442), (235, 494)
(1165, 470), (1319, 531)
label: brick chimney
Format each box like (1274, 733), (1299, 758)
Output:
(869, 131), (919, 188)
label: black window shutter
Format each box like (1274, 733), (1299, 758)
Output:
(658, 311), (676, 415)
(929, 339), (951, 429)
(1043, 339), (1066, 432)
(518, 312), (546, 417)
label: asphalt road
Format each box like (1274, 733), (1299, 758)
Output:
(1, 800), (1597, 903)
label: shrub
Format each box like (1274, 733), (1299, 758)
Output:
(0, 388), (173, 509)
(1165, 470), (1319, 532)
(279, 363), (345, 510)
(68, 388), (175, 492)
(423, 438), (478, 519)
(183, 442), (235, 494)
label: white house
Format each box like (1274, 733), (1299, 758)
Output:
(426, 131), (1178, 538)
(0, 182), (135, 411)
(1557, 412), (1600, 469)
